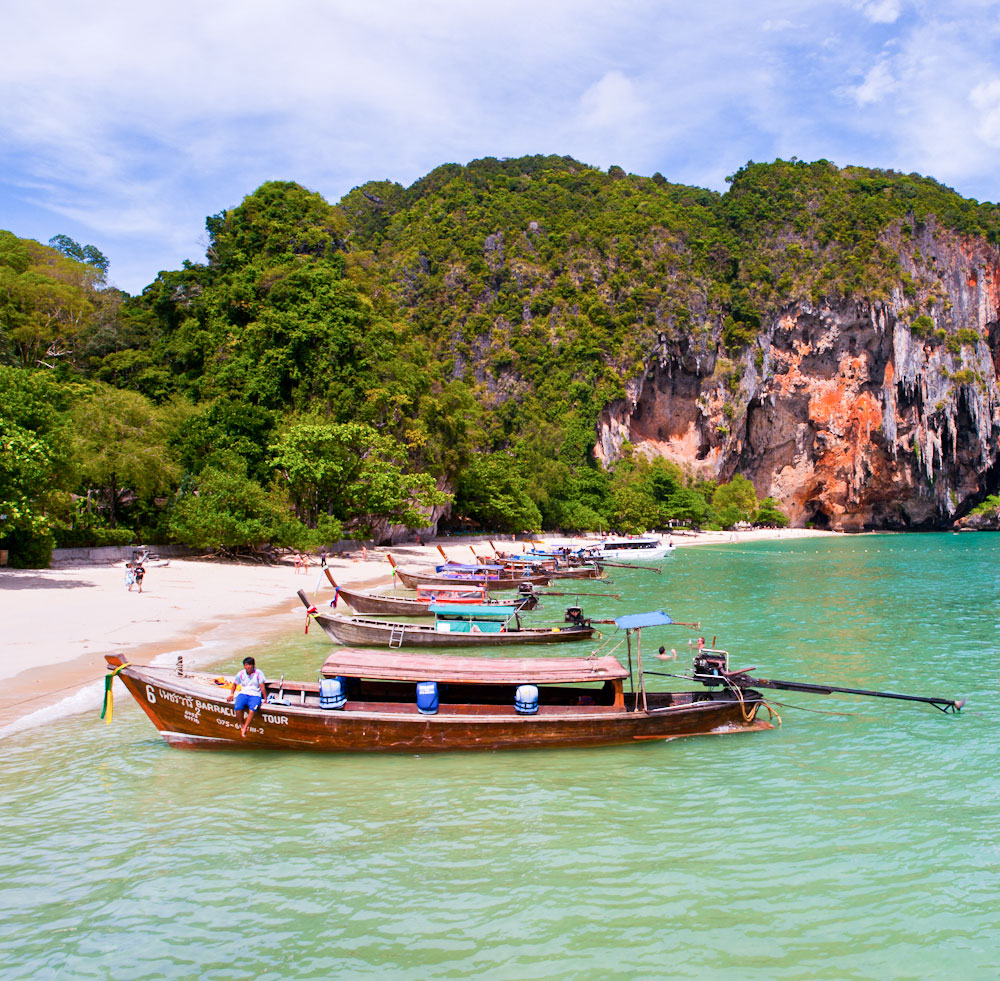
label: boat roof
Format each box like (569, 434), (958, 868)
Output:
(429, 603), (516, 616)
(416, 584), (486, 595)
(320, 648), (628, 683)
(438, 562), (504, 572)
(600, 536), (660, 546)
(614, 610), (675, 629)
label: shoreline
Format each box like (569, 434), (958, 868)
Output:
(0, 528), (838, 733)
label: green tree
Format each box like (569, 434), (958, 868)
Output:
(665, 486), (709, 527)
(48, 235), (110, 279)
(0, 419), (58, 566)
(271, 420), (447, 535)
(0, 234), (110, 371)
(70, 385), (180, 527)
(0, 367), (72, 566)
(609, 482), (660, 533)
(168, 452), (330, 554)
(712, 474), (757, 523)
(754, 497), (790, 527)
(454, 455), (543, 533)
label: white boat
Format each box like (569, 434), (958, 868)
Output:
(578, 536), (674, 561)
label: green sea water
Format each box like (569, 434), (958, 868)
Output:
(2, 533), (998, 979)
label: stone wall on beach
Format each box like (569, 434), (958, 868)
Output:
(596, 222), (1000, 531)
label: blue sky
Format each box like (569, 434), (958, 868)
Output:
(3, 0), (1000, 294)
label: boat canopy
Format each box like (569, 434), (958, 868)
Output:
(429, 603), (516, 617)
(320, 648), (628, 683)
(614, 610), (675, 629)
(415, 585), (487, 599)
(437, 562), (504, 572)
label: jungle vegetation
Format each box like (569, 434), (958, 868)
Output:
(4, 156), (998, 565)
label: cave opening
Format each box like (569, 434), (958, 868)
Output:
(809, 508), (831, 529)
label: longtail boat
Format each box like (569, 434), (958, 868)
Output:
(325, 577), (539, 617)
(100, 611), (963, 752)
(300, 596), (595, 648)
(386, 554), (550, 591)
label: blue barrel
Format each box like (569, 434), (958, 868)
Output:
(514, 684), (539, 715)
(416, 680), (439, 715)
(319, 677), (347, 710)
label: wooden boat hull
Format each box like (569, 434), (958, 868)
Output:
(336, 588), (433, 615)
(106, 660), (771, 752)
(544, 567), (605, 580)
(335, 586), (534, 616)
(313, 613), (594, 647)
(393, 567), (550, 591)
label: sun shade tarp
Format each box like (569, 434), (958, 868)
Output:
(614, 611), (675, 629)
(429, 604), (516, 616)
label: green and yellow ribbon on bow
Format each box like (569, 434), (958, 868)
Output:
(101, 662), (130, 724)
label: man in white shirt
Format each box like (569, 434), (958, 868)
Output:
(227, 656), (268, 738)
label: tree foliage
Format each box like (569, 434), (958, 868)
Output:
(69, 385), (180, 527)
(0, 367), (71, 565)
(33, 151), (1000, 553)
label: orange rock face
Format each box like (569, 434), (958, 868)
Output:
(599, 275), (1000, 530)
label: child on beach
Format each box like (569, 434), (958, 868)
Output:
(134, 565), (145, 593)
(125, 564), (135, 591)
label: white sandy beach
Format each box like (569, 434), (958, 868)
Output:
(0, 528), (837, 730)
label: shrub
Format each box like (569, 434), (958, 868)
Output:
(3, 527), (55, 568)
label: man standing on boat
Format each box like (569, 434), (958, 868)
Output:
(227, 656), (268, 738)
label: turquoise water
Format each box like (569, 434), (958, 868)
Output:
(2, 534), (998, 979)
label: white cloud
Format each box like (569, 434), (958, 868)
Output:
(852, 61), (898, 106)
(859, 0), (902, 24)
(2, 0), (1000, 291)
(578, 71), (646, 130)
(971, 79), (1000, 147)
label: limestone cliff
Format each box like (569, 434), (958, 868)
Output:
(597, 222), (1000, 530)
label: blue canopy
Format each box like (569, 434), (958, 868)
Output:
(614, 611), (674, 630)
(436, 563), (504, 572)
(430, 604), (516, 617)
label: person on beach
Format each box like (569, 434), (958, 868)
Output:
(227, 656), (268, 737)
(125, 563), (135, 591)
(320, 549), (327, 569)
(134, 564), (145, 593)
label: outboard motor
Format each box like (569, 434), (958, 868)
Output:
(564, 606), (589, 628)
(692, 651), (729, 686)
(517, 582), (539, 611)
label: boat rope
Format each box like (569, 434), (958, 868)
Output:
(101, 661), (131, 725)
(721, 677), (757, 723)
(588, 633), (627, 660)
(7, 675), (106, 709)
(304, 603), (318, 634)
(759, 700), (782, 726)
(761, 698), (879, 719)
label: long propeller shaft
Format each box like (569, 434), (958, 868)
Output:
(743, 674), (965, 714)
